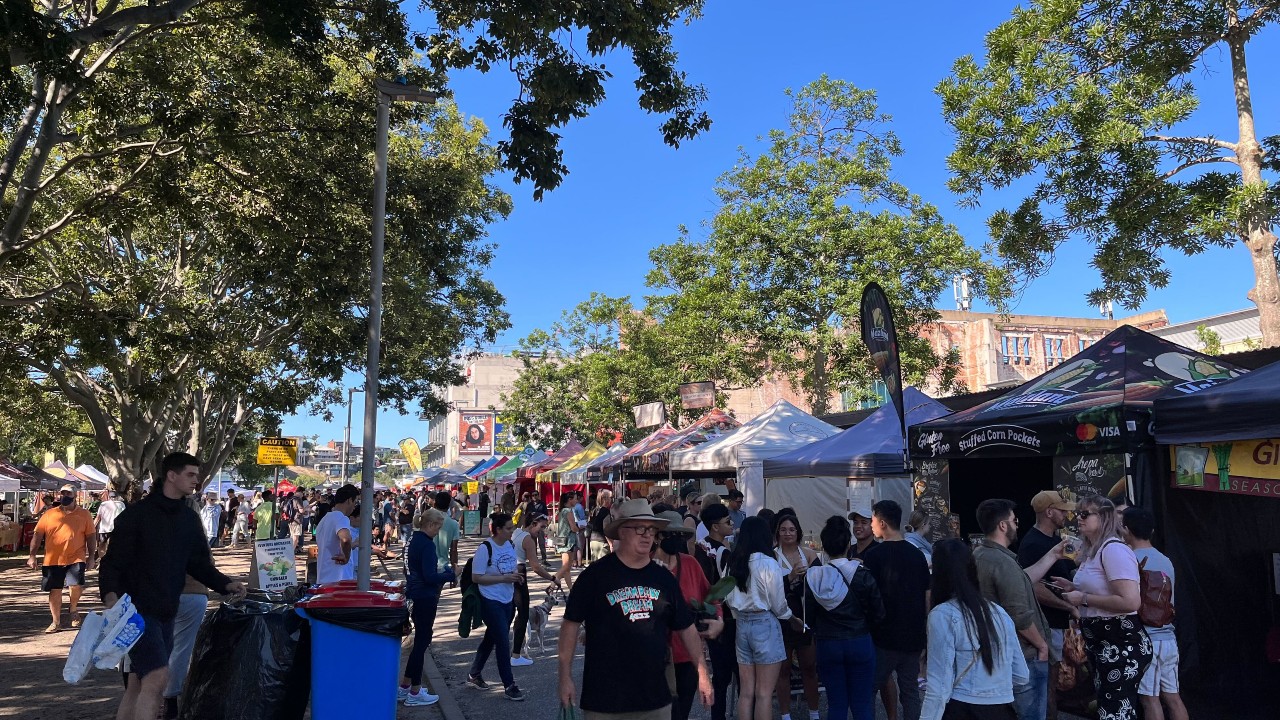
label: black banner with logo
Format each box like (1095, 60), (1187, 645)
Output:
(860, 283), (906, 443)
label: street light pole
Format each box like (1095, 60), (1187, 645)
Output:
(357, 78), (437, 592)
(342, 387), (362, 485)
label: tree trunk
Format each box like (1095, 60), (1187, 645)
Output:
(811, 344), (830, 416)
(1227, 6), (1280, 347)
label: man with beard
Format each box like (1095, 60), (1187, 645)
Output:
(1019, 491), (1080, 720)
(972, 499), (1065, 720)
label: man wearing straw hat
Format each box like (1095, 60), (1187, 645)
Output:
(558, 499), (712, 720)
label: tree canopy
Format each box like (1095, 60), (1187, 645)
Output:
(647, 77), (1003, 415)
(938, 0), (1279, 343)
(0, 12), (509, 489)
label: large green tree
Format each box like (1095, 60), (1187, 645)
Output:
(938, 0), (1279, 343)
(0, 14), (509, 490)
(2, 0), (710, 276)
(647, 77), (1003, 415)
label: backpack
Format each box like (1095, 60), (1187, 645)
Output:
(1137, 557), (1175, 627)
(279, 498), (296, 523)
(458, 540), (495, 593)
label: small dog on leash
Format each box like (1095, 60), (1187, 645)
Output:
(524, 589), (559, 656)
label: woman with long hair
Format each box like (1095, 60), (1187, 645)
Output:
(510, 511), (559, 666)
(553, 494), (580, 590)
(400, 508), (456, 706)
(1049, 495), (1151, 720)
(724, 516), (803, 720)
(803, 516), (884, 720)
(773, 511), (822, 720)
(919, 539), (1028, 720)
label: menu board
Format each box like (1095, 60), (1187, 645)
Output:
(1053, 453), (1126, 504)
(913, 459), (951, 542)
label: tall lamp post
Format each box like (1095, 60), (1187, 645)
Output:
(341, 387), (363, 485)
(357, 77), (438, 592)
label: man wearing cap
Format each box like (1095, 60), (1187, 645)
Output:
(559, 499), (712, 720)
(1018, 490), (1079, 720)
(28, 484), (97, 632)
(846, 501), (877, 559)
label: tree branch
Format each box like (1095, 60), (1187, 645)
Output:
(8, 0), (207, 68)
(1145, 135), (1238, 151)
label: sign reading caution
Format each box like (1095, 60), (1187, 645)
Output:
(256, 437), (298, 466)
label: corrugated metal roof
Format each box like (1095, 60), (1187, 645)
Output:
(1151, 308), (1261, 348)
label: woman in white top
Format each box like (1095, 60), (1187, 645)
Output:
(1050, 495), (1151, 720)
(725, 516), (804, 720)
(773, 511), (821, 720)
(510, 511), (559, 666)
(466, 512), (526, 701)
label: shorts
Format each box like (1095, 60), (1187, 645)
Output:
(1138, 636), (1180, 696)
(734, 611), (785, 665)
(1047, 627), (1064, 664)
(41, 563), (85, 591)
(127, 615), (176, 679)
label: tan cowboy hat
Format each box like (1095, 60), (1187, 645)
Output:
(656, 510), (694, 535)
(604, 499), (664, 540)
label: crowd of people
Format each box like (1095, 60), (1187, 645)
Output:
(20, 463), (1187, 720)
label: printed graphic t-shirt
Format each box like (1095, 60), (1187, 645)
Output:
(565, 553), (695, 713)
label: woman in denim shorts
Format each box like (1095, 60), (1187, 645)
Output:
(725, 516), (805, 720)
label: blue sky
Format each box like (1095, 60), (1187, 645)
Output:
(283, 0), (1278, 448)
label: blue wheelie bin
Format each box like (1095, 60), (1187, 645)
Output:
(296, 590), (407, 720)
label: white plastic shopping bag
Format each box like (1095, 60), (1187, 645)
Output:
(62, 611), (106, 684)
(92, 593), (146, 670)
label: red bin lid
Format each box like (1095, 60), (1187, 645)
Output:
(297, 590), (405, 608)
(312, 579), (403, 594)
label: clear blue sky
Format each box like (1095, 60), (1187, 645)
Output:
(283, 0), (1278, 448)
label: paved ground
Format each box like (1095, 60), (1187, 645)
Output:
(1, 532), (1087, 720)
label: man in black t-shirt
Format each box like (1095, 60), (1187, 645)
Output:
(694, 503), (736, 720)
(863, 500), (930, 720)
(1019, 490), (1078, 720)
(559, 499), (710, 720)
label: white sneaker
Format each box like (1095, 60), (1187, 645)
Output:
(510, 656), (534, 667)
(404, 691), (439, 706)
(397, 686), (410, 700)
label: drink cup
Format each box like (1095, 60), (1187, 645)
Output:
(1061, 532), (1080, 561)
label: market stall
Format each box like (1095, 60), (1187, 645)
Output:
(671, 399), (838, 522)
(1151, 359), (1280, 714)
(518, 441), (585, 504)
(764, 387), (952, 533)
(559, 443), (628, 497)
(601, 426), (676, 494)
(908, 325), (1249, 537)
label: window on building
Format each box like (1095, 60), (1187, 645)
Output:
(1079, 337), (1092, 352)
(1001, 334), (1032, 365)
(841, 380), (890, 412)
(1044, 336), (1065, 366)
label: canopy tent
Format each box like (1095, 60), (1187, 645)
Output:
(0, 461), (42, 491)
(539, 442), (608, 484)
(1142, 360), (1280, 710)
(443, 458), (482, 475)
(518, 440), (586, 480)
(493, 451), (548, 481)
(763, 388), (953, 531)
(910, 325), (1249, 461)
(671, 399), (838, 526)
(561, 443), (628, 485)
(907, 325), (1250, 537)
(765, 387), (951, 478)
(43, 461), (108, 491)
(1153, 358), (1275, 444)
(632, 409), (741, 474)
(75, 464), (112, 487)
(465, 455), (508, 477)
(20, 463), (69, 491)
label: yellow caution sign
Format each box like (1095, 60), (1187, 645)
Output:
(256, 437), (298, 466)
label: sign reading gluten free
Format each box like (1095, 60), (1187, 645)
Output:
(256, 437), (298, 466)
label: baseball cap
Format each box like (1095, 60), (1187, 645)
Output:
(59, 484), (77, 493)
(1031, 490), (1077, 513)
(847, 500), (873, 521)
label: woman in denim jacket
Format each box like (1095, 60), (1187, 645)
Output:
(921, 539), (1028, 720)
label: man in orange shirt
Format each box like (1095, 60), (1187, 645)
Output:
(27, 484), (97, 633)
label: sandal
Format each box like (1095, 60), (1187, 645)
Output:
(70, 616), (82, 629)
(44, 623), (60, 634)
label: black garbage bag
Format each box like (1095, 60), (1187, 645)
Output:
(178, 591), (310, 720)
(302, 604), (408, 638)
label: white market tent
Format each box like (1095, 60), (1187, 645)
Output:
(671, 399), (839, 530)
(763, 387), (953, 527)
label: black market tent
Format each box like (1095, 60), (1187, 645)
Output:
(1153, 358), (1278, 444)
(765, 387), (951, 478)
(1147, 360), (1280, 714)
(910, 325), (1249, 461)
(907, 325), (1250, 537)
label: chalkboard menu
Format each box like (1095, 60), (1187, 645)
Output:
(1052, 453), (1126, 504)
(913, 459), (951, 542)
